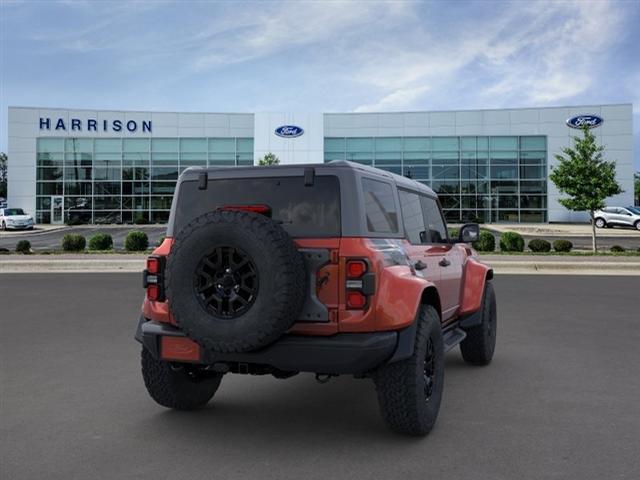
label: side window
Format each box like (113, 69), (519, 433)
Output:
(420, 195), (448, 244)
(361, 178), (399, 234)
(399, 190), (427, 244)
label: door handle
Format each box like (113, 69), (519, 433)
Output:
(438, 258), (451, 267)
(414, 260), (427, 271)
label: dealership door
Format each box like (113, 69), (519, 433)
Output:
(51, 196), (64, 224)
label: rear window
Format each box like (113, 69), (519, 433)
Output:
(174, 175), (341, 237)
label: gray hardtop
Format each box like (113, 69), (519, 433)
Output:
(178, 160), (436, 197)
(168, 160), (437, 238)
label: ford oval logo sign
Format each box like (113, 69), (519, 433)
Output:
(566, 114), (603, 129)
(275, 125), (304, 138)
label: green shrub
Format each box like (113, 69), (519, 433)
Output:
(448, 228), (459, 240)
(528, 238), (551, 253)
(88, 233), (113, 251)
(125, 230), (149, 251)
(553, 239), (573, 253)
(499, 231), (524, 252)
(15, 240), (31, 254)
(62, 233), (86, 252)
(156, 235), (166, 247)
(0, 247), (10, 255)
(610, 245), (625, 253)
(134, 216), (149, 225)
(472, 230), (495, 252)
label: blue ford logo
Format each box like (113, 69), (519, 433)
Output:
(566, 114), (603, 129)
(275, 125), (304, 138)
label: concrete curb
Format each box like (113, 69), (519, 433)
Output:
(1, 256), (639, 275)
(0, 258), (145, 273)
(488, 261), (640, 275)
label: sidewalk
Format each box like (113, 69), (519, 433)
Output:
(1, 253), (639, 275)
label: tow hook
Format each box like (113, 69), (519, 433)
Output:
(315, 373), (334, 384)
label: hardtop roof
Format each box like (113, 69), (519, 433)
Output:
(182, 160), (436, 197)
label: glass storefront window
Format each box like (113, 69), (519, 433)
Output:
(520, 136), (546, 150)
(95, 139), (121, 153)
(432, 137), (458, 151)
(180, 138), (207, 153)
(490, 137), (518, 150)
(236, 138), (254, 153)
(31, 132), (548, 225)
(37, 138), (64, 153)
(123, 138), (150, 152)
(209, 138), (235, 153)
(375, 137), (402, 151)
(403, 137), (430, 151)
(65, 138), (92, 152)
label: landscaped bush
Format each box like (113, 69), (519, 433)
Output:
(528, 238), (551, 253)
(0, 247), (10, 255)
(15, 240), (31, 254)
(125, 230), (149, 251)
(134, 216), (149, 225)
(88, 233), (113, 251)
(553, 239), (573, 253)
(499, 231), (525, 252)
(448, 228), (459, 240)
(472, 230), (496, 252)
(610, 245), (625, 253)
(62, 233), (86, 252)
(156, 235), (166, 247)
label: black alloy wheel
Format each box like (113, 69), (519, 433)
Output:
(194, 246), (258, 318)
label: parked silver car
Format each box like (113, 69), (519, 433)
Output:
(593, 206), (640, 230)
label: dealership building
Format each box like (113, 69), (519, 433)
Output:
(6, 104), (634, 224)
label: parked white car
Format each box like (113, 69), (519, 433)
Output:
(0, 208), (35, 230)
(593, 206), (640, 230)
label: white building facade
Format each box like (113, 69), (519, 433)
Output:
(6, 104), (634, 224)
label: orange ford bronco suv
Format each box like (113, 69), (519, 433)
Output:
(135, 161), (496, 435)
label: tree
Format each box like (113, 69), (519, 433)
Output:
(258, 152), (280, 166)
(0, 152), (7, 198)
(635, 172), (640, 206)
(549, 126), (622, 252)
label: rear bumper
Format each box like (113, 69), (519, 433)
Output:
(135, 317), (398, 375)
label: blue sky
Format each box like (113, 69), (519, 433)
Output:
(1, 0), (639, 168)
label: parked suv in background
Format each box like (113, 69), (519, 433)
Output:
(135, 161), (496, 436)
(594, 206), (640, 230)
(0, 208), (34, 230)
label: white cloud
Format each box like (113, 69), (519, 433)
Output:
(350, 0), (630, 111)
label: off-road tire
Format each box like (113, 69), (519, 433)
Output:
(141, 348), (222, 410)
(460, 281), (497, 366)
(165, 210), (307, 353)
(594, 218), (606, 228)
(373, 304), (444, 436)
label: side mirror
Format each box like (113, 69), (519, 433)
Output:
(458, 223), (480, 243)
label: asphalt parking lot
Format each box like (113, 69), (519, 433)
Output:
(1, 274), (639, 480)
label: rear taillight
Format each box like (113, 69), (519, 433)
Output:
(345, 258), (374, 310)
(147, 257), (161, 274)
(347, 291), (367, 309)
(220, 204), (271, 216)
(143, 255), (165, 301)
(346, 259), (367, 278)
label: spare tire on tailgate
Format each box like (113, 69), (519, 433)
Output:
(165, 210), (307, 353)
